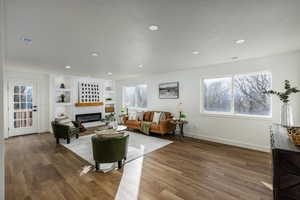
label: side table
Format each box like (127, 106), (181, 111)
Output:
(170, 120), (188, 139)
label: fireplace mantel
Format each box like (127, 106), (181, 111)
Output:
(75, 102), (104, 107)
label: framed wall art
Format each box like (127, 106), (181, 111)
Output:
(159, 82), (179, 99)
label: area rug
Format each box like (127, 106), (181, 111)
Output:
(62, 131), (173, 172)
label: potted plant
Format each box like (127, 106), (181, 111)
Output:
(264, 80), (300, 127)
(179, 113), (187, 121)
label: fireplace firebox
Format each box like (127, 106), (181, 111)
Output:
(75, 113), (102, 123)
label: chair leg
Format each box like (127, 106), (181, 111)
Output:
(118, 160), (123, 169)
(67, 137), (70, 144)
(56, 137), (59, 144)
(76, 134), (79, 139)
(95, 161), (99, 170)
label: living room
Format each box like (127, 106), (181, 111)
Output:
(1, 0), (300, 200)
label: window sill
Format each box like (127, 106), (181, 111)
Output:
(200, 112), (272, 121)
(127, 107), (148, 111)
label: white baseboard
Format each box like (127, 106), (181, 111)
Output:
(184, 130), (270, 153)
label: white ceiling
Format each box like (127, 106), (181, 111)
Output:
(5, 0), (300, 79)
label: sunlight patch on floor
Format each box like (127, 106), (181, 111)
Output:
(79, 165), (93, 176)
(115, 145), (145, 200)
(261, 181), (273, 191)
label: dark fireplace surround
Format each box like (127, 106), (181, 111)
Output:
(75, 113), (102, 123)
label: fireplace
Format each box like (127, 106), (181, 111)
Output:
(75, 113), (102, 123)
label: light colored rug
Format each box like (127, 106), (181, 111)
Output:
(62, 131), (173, 172)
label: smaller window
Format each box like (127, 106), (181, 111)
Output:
(123, 84), (147, 109)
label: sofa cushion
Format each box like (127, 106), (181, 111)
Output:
(125, 120), (141, 126)
(150, 123), (160, 131)
(144, 112), (152, 121)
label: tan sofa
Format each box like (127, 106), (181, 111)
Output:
(123, 111), (176, 135)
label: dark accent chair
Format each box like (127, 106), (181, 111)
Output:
(51, 121), (80, 144)
(91, 134), (129, 170)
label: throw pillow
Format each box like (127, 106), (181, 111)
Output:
(152, 112), (162, 124)
(55, 116), (75, 128)
(128, 113), (137, 120)
(160, 112), (166, 121)
(136, 111), (144, 121)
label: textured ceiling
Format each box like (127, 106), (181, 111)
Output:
(5, 0), (300, 79)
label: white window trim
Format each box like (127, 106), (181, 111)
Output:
(200, 71), (272, 120)
(122, 84), (148, 110)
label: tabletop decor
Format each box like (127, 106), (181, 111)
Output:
(264, 80), (300, 127)
(287, 126), (300, 146)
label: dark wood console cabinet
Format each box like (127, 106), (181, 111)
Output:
(271, 124), (300, 200)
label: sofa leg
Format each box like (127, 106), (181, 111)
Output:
(56, 137), (59, 144)
(67, 137), (70, 144)
(95, 161), (99, 170)
(118, 161), (123, 169)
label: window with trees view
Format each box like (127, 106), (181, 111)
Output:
(202, 72), (272, 117)
(123, 84), (147, 108)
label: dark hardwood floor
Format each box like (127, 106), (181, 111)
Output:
(5, 132), (273, 200)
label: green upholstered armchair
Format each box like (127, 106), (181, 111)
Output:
(51, 121), (80, 144)
(91, 134), (129, 170)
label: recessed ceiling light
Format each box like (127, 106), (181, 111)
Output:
(107, 72), (113, 76)
(192, 51), (200, 55)
(138, 64), (143, 68)
(20, 37), (32, 45)
(91, 52), (99, 57)
(148, 25), (159, 31)
(235, 39), (245, 44)
(65, 66), (71, 69)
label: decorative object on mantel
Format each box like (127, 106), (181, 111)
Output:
(264, 80), (300, 127)
(287, 126), (300, 146)
(60, 83), (65, 89)
(60, 94), (66, 103)
(159, 82), (179, 99)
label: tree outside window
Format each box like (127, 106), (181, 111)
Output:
(202, 72), (272, 117)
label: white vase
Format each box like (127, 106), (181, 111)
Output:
(281, 103), (294, 127)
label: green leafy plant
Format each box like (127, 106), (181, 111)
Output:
(264, 80), (300, 103)
(180, 113), (187, 119)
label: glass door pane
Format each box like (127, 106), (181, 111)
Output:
(13, 85), (33, 129)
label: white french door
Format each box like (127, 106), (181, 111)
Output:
(8, 80), (38, 136)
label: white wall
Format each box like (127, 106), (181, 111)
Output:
(3, 70), (50, 138)
(116, 51), (300, 152)
(0, 0), (5, 198)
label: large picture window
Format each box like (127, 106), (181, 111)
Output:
(202, 72), (272, 117)
(123, 84), (147, 109)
